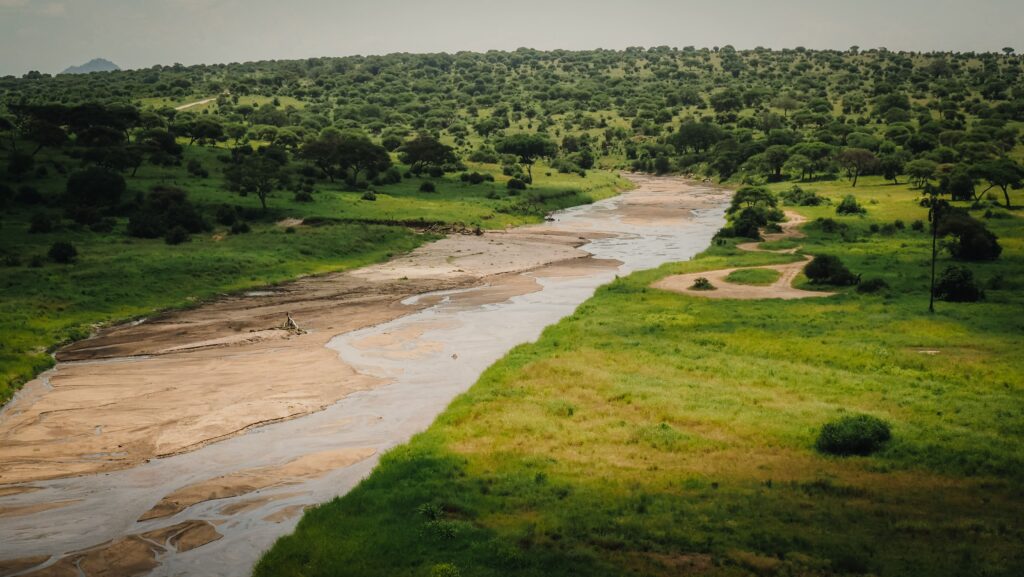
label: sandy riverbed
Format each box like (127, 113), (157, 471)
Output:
(0, 174), (731, 577)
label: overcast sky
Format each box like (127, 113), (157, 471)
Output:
(2, 0), (1022, 76)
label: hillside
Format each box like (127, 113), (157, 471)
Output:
(60, 58), (120, 75)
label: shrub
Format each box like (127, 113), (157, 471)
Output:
(66, 167), (126, 208)
(933, 265), (984, 302)
(293, 191), (314, 202)
(938, 210), (1001, 261)
(816, 414), (891, 456)
(911, 219), (925, 231)
(28, 212), (53, 234)
(780, 185), (826, 206)
(216, 204), (238, 226)
(230, 221), (251, 234)
(815, 217), (847, 234)
(691, 277), (715, 290)
(804, 254), (858, 286)
(164, 226), (191, 245)
(15, 185), (45, 205)
(507, 178), (527, 190)
(731, 207), (766, 239)
(835, 195), (866, 215)
(48, 241), (78, 264)
(893, 219), (905, 230)
(89, 217), (117, 233)
(361, 190), (377, 201)
(419, 181), (436, 193)
(857, 277), (889, 294)
(128, 187), (208, 239)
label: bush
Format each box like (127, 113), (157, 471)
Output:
(856, 277), (889, 294)
(933, 265), (984, 302)
(780, 185), (826, 206)
(361, 190), (377, 201)
(128, 187), (208, 239)
(89, 217), (117, 233)
(418, 181), (436, 193)
(164, 226), (191, 245)
(216, 204), (238, 226)
(691, 277), (715, 290)
(939, 210), (1001, 261)
(835, 195), (866, 215)
(804, 254), (858, 286)
(230, 221), (251, 234)
(507, 178), (527, 190)
(28, 212), (53, 234)
(911, 219), (925, 231)
(15, 185), (45, 205)
(66, 167), (126, 208)
(48, 241), (78, 264)
(815, 217), (847, 234)
(816, 414), (891, 456)
(293, 191), (314, 202)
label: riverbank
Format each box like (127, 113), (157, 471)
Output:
(255, 176), (1024, 577)
(0, 174), (730, 577)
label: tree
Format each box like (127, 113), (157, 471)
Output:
(974, 158), (1024, 208)
(495, 133), (556, 180)
(670, 121), (724, 153)
(224, 149), (290, 212)
(398, 134), (458, 175)
(771, 95), (800, 117)
(763, 145), (789, 179)
(836, 148), (877, 187)
(879, 155), (905, 185)
(905, 159), (939, 188)
(338, 133), (392, 182)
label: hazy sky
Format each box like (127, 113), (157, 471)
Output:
(2, 0), (1022, 75)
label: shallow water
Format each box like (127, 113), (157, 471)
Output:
(0, 179), (728, 576)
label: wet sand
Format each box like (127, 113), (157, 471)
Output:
(0, 174), (730, 576)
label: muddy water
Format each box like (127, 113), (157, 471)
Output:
(0, 178), (728, 577)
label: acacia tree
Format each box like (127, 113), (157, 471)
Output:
(398, 134), (458, 175)
(225, 148), (290, 212)
(837, 148), (877, 187)
(975, 158), (1024, 208)
(496, 133), (556, 180)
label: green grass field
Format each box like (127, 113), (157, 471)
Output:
(724, 267), (781, 286)
(255, 176), (1024, 577)
(0, 145), (629, 403)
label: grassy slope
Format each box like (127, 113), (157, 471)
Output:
(255, 176), (1023, 577)
(0, 145), (629, 403)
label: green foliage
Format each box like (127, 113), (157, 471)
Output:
(690, 276), (715, 290)
(47, 241), (77, 263)
(836, 195), (867, 215)
(804, 254), (858, 286)
(816, 414), (892, 456)
(933, 265), (984, 302)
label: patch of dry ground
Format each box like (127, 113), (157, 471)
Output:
(653, 211), (835, 300)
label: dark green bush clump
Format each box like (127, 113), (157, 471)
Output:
(857, 277), (889, 294)
(28, 212), (53, 234)
(816, 414), (892, 456)
(128, 187), (208, 239)
(805, 254), (858, 286)
(691, 277), (715, 290)
(507, 178), (527, 190)
(780, 185), (826, 206)
(230, 221), (251, 234)
(48, 241), (78, 263)
(361, 190), (377, 201)
(933, 265), (984, 302)
(835, 195), (866, 215)
(419, 181), (436, 193)
(164, 226), (191, 245)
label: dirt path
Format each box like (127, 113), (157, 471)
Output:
(653, 210), (835, 300)
(174, 97), (217, 111)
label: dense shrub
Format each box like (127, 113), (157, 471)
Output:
(857, 277), (889, 294)
(65, 167), (126, 208)
(127, 187), (208, 239)
(933, 265), (984, 302)
(911, 219), (925, 231)
(419, 181), (436, 193)
(939, 210), (1002, 261)
(230, 221), (251, 234)
(164, 226), (191, 245)
(47, 241), (78, 263)
(814, 217), (848, 234)
(816, 414), (892, 456)
(28, 212), (53, 234)
(691, 277), (715, 290)
(835, 195), (866, 215)
(361, 190), (377, 201)
(216, 204), (238, 226)
(780, 185), (826, 206)
(804, 254), (858, 285)
(293, 191), (314, 202)
(507, 178), (527, 190)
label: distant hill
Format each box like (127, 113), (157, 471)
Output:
(61, 58), (120, 75)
